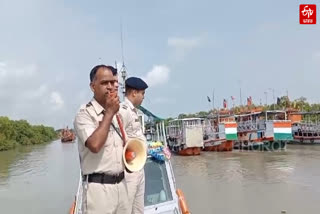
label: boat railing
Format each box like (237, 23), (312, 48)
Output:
(237, 120), (258, 132)
(202, 125), (220, 138)
(296, 123), (320, 133)
(183, 123), (202, 129)
(73, 171), (83, 214)
(257, 121), (266, 130)
(167, 126), (183, 139)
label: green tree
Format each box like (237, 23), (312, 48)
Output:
(0, 117), (58, 151)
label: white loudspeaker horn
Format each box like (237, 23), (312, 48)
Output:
(123, 138), (147, 172)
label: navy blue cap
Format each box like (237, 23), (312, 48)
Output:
(125, 77), (148, 90)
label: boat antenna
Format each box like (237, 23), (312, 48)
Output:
(120, 21), (127, 101)
(120, 21), (125, 65)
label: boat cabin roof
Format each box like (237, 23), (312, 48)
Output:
(265, 110), (286, 114)
(170, 117), (202, 122)
(288, 111), (320, 115)
(234, 111), (262, 117)
(234, 110), (287, 118)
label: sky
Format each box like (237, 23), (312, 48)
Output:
(0, 0), (320, 129)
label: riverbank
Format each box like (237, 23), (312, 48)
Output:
(0, 116), (58, 151)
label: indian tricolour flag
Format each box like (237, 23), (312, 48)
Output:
(225, 122), (237, 140)
(273, 121), (292, 140)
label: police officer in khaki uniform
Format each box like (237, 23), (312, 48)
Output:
(119, 77), (148, 214)
(74, 65), (130, 214)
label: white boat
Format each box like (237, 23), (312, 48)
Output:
(166, 118), (203, 156)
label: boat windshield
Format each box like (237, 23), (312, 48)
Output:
(144, 159), (173, 206)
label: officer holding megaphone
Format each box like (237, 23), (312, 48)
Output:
(119, 77), (148, 214)
(74, 65), (130, 214)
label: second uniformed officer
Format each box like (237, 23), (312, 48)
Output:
(74, 65), (129, 214)
(119, 77), (148, 214)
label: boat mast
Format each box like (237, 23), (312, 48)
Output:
(120, 22), (127, 101)
(120, 63), (127, 101)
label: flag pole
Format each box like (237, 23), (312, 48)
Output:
(212, 89), (215, 113)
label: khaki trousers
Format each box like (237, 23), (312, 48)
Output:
(82, 180), (130, 214)
(125, 169), (145, 214)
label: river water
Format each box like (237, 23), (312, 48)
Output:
(0, 141), (319, 214)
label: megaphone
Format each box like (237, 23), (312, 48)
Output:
(123, 138), (147, 172)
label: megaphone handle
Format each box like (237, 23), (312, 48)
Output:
(116, 114), (127, 146)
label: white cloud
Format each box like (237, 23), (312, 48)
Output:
(24, 84), (48, 99)
(143, 65), (170, 87)
(0, 63), (6, 77)
(168, 36), (203, 60)
(0, 61), (67, 128)
(15, 64), (37, 77)
(168, 37), (202, 49)
(0, 62), (8, 77)
(0, 62), (39, 92)
(50, 91), (64, 109)
(0, 62), (37, 81)
(312, 51), (320, 62)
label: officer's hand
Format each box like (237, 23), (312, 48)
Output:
(105, 90), (120, 115)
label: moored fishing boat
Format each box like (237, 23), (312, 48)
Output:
(60, 127), (75, 143)
(166, 118), (203, 155)
(202, 116), (237, 152)
(235, 110), (292, 151)
(288, 111), (320, 144)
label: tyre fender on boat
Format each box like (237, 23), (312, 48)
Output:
(176, 189), (190, 214)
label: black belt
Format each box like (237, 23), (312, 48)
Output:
(83, 172), (124, 184)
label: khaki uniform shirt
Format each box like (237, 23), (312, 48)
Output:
(74, 98), (124, 175)
(119, 97), (146, 142)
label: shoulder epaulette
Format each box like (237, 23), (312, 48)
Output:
(86, 102), (92, 108)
